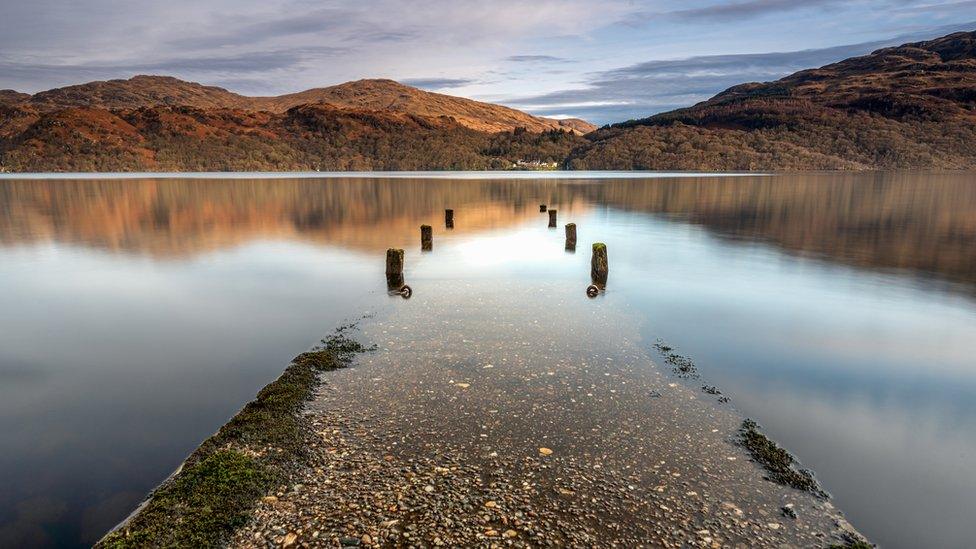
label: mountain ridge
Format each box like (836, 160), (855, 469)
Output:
(15, 75), (596, 135)
(2, 30), (975, 172)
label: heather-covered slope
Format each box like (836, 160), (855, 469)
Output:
(0, 90), (29, 106)
(253, 79), (595, 134)
(567, 31), (976, 170)
(20, 76), (595, 135)
(0, 103), (584, 172)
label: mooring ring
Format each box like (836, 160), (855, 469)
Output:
(586, 284), (600, 298)
(399, 285), (413, 299)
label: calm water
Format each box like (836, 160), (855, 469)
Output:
(0, 173), (974, 548)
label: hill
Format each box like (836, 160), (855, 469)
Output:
(568, 31), (976, 170)
(21, 76), (595, 134)
(0, 102), (585, 172)
(253, 79), (594, 134)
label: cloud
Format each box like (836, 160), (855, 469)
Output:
(507, 40), (886, 124)
(505, 55), (568, 63)
(171, 9), (352, 49)
(507, 23), (976, 124)
(662, 0), (846, 21)
(893, 0), (976, 14)
(0, 0), (625, 93)
(0, 47), (346, 92)
(401, 78), (477, 90)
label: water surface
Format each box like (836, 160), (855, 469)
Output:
(0, 173), (974, 547)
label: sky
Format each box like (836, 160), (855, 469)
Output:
(1, 0), (974, 124)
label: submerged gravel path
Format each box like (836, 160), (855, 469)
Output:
(231, 282), (861, 548)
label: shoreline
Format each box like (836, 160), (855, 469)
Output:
(0, 170), (771, 180)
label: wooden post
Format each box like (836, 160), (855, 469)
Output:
(540, 204), (547, 212)
(420, 225), (433, 251)
(548, 209), (557, 228)
(386, 248), (404, 289)
(445, 209), (454, 229)
(591, 243), (608, 285)
(565, 223), (577, 250)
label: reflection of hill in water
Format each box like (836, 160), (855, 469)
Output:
(0, 178), (590, 255)
(585, 173), (976, 290)
(1, 174), (973, 289)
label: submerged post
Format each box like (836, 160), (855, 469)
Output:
(565, 223), (577, 251)
(445, 209), (455, 229)
(548, 209), (557, 228)
(540, 204), (547, 212)
(591, 242), (608, 286)
(386, 248), (404, 289)
(420, 225), (433, 251)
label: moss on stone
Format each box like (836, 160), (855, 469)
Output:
(739, 419), (827, 498)
(100, 450), (269, 548)
(827, 533), (874, 548)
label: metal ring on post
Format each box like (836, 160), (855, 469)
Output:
(586, 284), (599, 298)
(398, 285), (413, 299)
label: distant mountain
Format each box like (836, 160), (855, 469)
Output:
(20, 75), (595, 134)
(2, 31), (975, 172)
(26, 75), (254, 111)
(252, 79), (595, 134)
(568, 31), (976, 170)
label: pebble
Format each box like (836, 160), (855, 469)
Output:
(226, 298), (866, 548)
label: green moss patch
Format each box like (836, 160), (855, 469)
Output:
(739, 419), (827, 498)
(652, 340), (699, 379)
(101, 450), (270, 548)
(828, 532), (874, 548)
(829, 541), (874, 549)
(99, 324), (372, 548)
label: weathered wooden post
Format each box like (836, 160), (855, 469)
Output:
(445, 209), (454, 229)
(565, 223), (577, 251)
(591, 242), (608, 286)
(548, 209), (557, 228)
(385, 248), (404, 289)
(540, 204), (547, 212)
(420, 225), (433, 251)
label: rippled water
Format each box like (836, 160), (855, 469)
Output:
(0, 173), (974, 548)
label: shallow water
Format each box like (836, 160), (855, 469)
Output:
(237, 280), (851, 546)
(0, 173), (974, 547)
